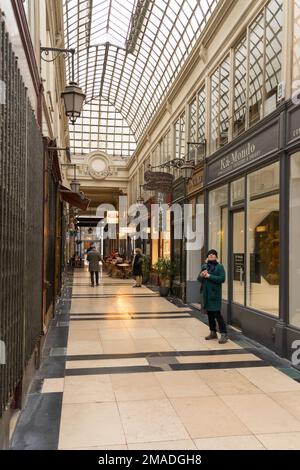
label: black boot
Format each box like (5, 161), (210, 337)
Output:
(205, 331), (218, 340)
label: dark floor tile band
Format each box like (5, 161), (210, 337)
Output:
(171, 360), (268, 371)
(64, 360), (267, 376)
(65, 365), (162, 376)
(65, 349), (254, 361)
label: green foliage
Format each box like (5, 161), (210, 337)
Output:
(153, 257), (175, 280)
(141, 254), (150, 275)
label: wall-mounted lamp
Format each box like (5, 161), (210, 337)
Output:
(40, 47), (85, 124)
(61, 163), (82, 195)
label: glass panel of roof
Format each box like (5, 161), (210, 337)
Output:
(64, 0), (220, 154)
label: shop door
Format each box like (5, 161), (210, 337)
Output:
(230, 209), (245, 326)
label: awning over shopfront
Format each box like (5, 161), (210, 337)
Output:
(59, 185), (91, 211)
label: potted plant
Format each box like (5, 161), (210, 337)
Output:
(141, 254), (150, 284)
(153, 257), (174, 297)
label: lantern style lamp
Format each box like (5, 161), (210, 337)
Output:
(61, 82), (86, 125)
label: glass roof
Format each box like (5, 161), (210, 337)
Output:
(64, 0), (220, 157)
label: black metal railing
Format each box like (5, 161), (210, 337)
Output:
(0, 11), (43, 416)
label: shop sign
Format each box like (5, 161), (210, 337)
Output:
(287, 104), (300, 144)
(143, 171), (174, 193)
(207, 122), (279, 182)
(187, 168), (204, 196)
(172, 178), (186, 202)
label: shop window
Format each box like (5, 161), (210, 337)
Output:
(208, 185), (228, 299)
(246, 162), (280, 316)
(210, 58), (230, 153)
(233, 37), (247, 137)
(290, 152), (300, 328)
(187, 195), (205, 282)
(231, 178), (245, 206)
(249, 13), (264, 127)
(248, 0), (283, 127)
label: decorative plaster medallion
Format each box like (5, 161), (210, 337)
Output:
(88, 154), (112, 180)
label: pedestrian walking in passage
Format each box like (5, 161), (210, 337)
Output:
(87, 246), (101, 287)
(132, 248), (143, 287)
(197, 249), (228, 344)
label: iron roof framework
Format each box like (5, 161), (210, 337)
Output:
(63, 0), (220, 158)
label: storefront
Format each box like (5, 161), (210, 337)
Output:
(171, 177), (186, 299)
(185, 164), (205, 303)
(285, 101), (300, 359)
(204, 102), (300, 359)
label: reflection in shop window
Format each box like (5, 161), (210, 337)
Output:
(246, 163), (280, 316)
(290, 153), (300, 328)
(209, 185), (228, 300)
(187, 195), (205, 282)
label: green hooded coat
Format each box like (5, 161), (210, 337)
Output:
(197, 262), (225, 311)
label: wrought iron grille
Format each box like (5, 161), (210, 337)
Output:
(45, 173), (56, 313)
(0, 11), (43, 416)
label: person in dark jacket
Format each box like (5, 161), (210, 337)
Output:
(87, 246), (101, 287)
(132, 248), (143, 287)
(197, 249), (228, 344)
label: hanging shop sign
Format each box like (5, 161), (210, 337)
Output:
(143, 171), (174, 193)
(287, 103), (300, 145)
(206, 120), (279, 183)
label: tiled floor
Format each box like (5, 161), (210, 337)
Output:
(11, 268), (300, 450)
(56, 269), (300, 450)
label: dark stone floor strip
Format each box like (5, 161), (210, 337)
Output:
(65, 349), (252, 361)
(10, 393), (63, 450)
(171, 360), (268, 371)
(65, 365), (162, 376)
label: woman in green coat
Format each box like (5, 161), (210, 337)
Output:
(197, 249), (228, 344)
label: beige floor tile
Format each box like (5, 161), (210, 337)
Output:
(170, 396), (251, 438)
(99, 328), (132, 341)
(126, 327), (162, 339)
(69, 320), (117, 330)
(238, 366), (300, 393)
(194, 435), (265, 450)
(67, 341), (104, 356)
(256, 432), (300, 450)
(154, 371), (215, 398)
(157, 327), (195, 340)
(128, 440), (197, 450)
(118, 399), (189, 444)
(111, 372), (166, 401)
(102, 339), (138, 354)
(58, 402), (126, 448)
(63, 375), (115, 404)
(132, 338), (173, 352)
(68, 329), (101, 342)
(41, 378), (64, 394)
(268, 391), (300, 420)
(177, 353), (259, 364)
(196, 369), (261, 395)
(66, 357), (148, 370)
(221, 394), (300, 434)
(70, 298), (191, 314)
(166, 337), (210, 351)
